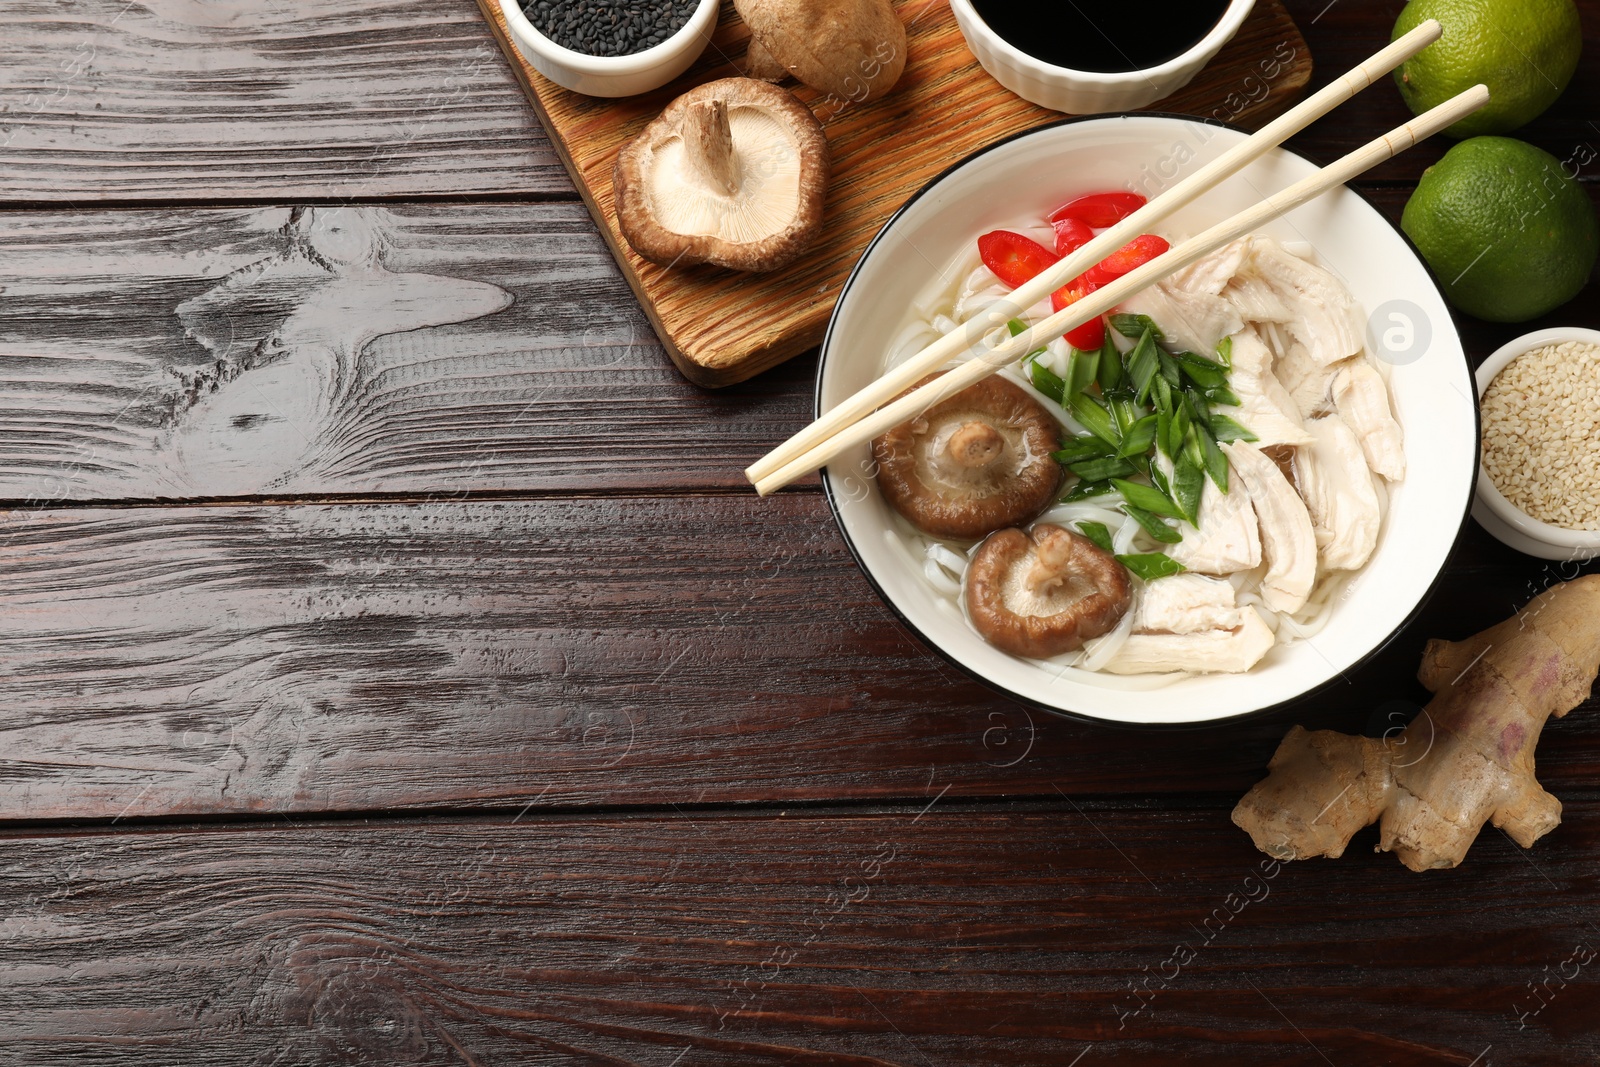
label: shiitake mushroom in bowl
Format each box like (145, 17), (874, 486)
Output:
(816, 115), (1477, 727)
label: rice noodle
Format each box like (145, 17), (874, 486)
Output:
(1077, 594), (1137, 671)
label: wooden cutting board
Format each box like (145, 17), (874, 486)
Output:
(476, 0), (1312, 387)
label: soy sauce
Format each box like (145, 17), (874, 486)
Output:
(970, 0), (1231, 73)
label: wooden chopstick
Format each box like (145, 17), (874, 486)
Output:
(744, 19), (1443, 487)
(751, 84), (1490, 497)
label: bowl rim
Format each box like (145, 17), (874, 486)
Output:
(948, 0), (1256, 85)
(498, 0), (719, 76)
(815, 111), (1478, 731)
(1473, 326), (1600, 550)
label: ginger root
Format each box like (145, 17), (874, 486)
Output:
(1233, 575), (1600, 871)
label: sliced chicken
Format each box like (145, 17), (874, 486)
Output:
(1275, 343), (1347, 420)
(1132, 573), (1243, 634)
(1331, 361), (1406, 480)
(1162, 453), (1262, 575)
(1242, 237), (1364, 367)
(1222, 274), (1291, 323)
(1119, 284), (1242, 358)
(1297, 414), (1382, 571)
(1226, 328), (1313, 447)
(1254, 323), (1334, 417)
(1104, 605), (1276, 675)
(1167, 237), (1250, 297)
(1227, 441), (1318, 614)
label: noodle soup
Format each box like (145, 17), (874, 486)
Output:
(872, 196), (1404, 680)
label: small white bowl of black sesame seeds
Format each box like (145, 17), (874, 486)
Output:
(502, 0), (721, 98)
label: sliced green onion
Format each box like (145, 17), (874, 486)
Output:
(1062, 479), (1116, 502)
(1097, 333), (1124, 392)
(1115, 415), (1159, 458)
(1149, 461), (1172, 499)
(1111, 477), (1185, 519)
(1069, 391), (1120, 446)
(1174, 351), (1229, 389)
(1027, 358), (1067, 404)
(1109, 313), (1165, 341)
(1053, 435), (1116, 464)
(1209, 414), (1258, 443)
(1109, 395), (1146, 436)
(1069, 455), (1138, 482)
(1198, 420), (1229, 492)
(1152, 374), (1174, 415)
(1117, 552), (1188, 581)
(1157, 349), (1183, 391)
(1123, 504), (1183, 543)
(1183, 421), (1205, 467)
(1128, 329), (1160, 404)
(1168, 401), (1191, 460)
(1076, 521), (1115, 554)
(1067, 347), (1099, 399)
(1171, 453), (1205, 524)
(1203, 383), (1242, 407)
(1018, 313), (1245, 562)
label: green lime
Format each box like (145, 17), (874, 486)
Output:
(1402, 137), (1598, 322)
(1392, 0), (1582, 138)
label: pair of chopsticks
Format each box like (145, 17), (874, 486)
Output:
(748, 20), (1485, 497)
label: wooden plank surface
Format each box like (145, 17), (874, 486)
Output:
(1, 3), (1598, 1064)
(0, 203), (810, 501)
(1, 188), (1596, 504)
(0, 0), (565, 201)
(0, 494), (1594, 822)
(478, 0), (1311, 386)
(0, 0), (1587, 209)
(0, 807), (1593, 1065)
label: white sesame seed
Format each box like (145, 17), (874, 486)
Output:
(1481, 340), (1600, 530)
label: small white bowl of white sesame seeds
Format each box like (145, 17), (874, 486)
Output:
(1475, 326), (1600, 560)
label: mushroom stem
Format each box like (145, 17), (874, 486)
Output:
(1027, 530), (1076, 595)
(681, 99), (740, 197)
(946, 421), (1006, 469)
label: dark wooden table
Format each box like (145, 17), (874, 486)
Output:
(2, 2), (1597, 1063)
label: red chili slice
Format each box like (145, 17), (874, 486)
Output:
(1051, 281), (1106, 350)
(1097, 233), (1170, 276)
(1048, 191), (1148, 229)
(1051, 216), (1094, 257)
(977, 230), (1059, 289)
(1077, 234), (1172, 289)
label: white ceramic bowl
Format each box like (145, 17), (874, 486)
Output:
(499, 0), (719, 98)
(817, 115), (1478, 727)
(1472, 327), (1600, 561)
(950, 0), (1256, 114)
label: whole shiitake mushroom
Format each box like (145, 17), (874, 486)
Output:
(735, 0), (907, 103)
(966, 525), (1132, 659)
(613, 77), (830, 273)
(871, 372), (1063, 540)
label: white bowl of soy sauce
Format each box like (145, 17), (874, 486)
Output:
(951, 0), (1256, 114)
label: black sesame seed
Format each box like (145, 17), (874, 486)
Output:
(522, 0), (700, 58)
